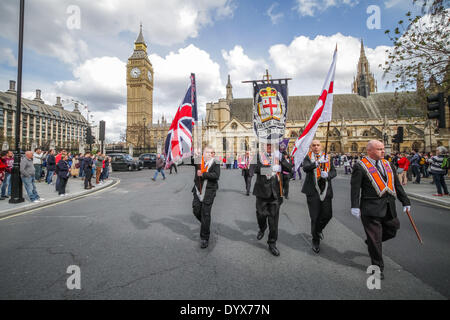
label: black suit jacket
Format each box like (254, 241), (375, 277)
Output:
(301, 155), (336, 198)
(281, 158), (293, 176)
(252, 155), (283, 201)
(351, 161), (410, 218)
(192, 160), (220, 203)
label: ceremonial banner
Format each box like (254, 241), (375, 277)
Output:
(252, 81), (288, 143)
(291, 47), (337, 171)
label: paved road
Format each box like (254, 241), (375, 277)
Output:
(0, 166), (447, 299)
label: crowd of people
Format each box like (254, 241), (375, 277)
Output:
(328, 148), (450, 197)
(0, 149), (111, 203)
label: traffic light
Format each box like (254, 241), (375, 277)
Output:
(86, 127), (92, 144)
(392, 126), (404, 144)
(99, 120), (105, 141)
(427, 92), (445, 128)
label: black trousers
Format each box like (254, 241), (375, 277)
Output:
(306, 195), (332, 242)
(192, 191), (216, 241)
(361, 207), (400, 272)
(282, 174), (290, 197)
(170, 164), (177, 174)
(59, 177), (68, 195)
(256, 197), (280, 244)
(84, 170), (93, 188)
(243, 171), (252, 194)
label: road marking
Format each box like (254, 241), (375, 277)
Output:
(0, 179), (120, 222)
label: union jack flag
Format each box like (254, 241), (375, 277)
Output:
(164, 74), (197, 164)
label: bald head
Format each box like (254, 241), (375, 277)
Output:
(367, 140), (385, 160)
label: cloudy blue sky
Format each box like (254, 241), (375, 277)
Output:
(0, 0), (420, 141)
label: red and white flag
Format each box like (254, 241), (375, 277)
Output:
(291, 47), (337, 171)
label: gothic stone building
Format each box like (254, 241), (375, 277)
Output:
(0, 81), (89, 152)
(204, 40), (449, 157)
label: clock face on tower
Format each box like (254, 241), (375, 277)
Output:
(130, 67), (141, 78)
(148, 71), (152, 82)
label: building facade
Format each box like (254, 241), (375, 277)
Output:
(0, 81), (89, 152)
(203, 41), (450, 157)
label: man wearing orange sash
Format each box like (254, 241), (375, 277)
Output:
(192, 145), (220, 249)
(351, 140), (411, 280)
(302, 140), (337, 253)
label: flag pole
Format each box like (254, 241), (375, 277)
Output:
(191, 73), (202, 194)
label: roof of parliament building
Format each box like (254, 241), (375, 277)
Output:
(229, 91), (425, 123)
(0, 81), (88, 125)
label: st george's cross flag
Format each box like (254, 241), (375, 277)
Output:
(291, 47), (337, 171)
(164, 74), (197, 164)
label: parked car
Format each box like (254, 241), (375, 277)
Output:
(139, 153), (157, 169)
(109, 153), (143, 171)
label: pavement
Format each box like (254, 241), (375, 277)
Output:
(0, 166), (447, 300)
(0, 176), (119, 219)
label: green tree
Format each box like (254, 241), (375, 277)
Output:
(381, 0), (449, 95)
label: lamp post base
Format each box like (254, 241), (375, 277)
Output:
(8, 152), (24, 204)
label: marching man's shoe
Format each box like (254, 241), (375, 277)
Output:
(200, 240), (209, 249)
(268, 244), (280, 256)
(312, 241), (320, 254)
(257, 230), (264, 240)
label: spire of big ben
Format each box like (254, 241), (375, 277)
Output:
(133, 23), (148, 54)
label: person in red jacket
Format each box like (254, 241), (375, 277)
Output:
(397, 153), (410, 186)
(0, 151), (8, 187)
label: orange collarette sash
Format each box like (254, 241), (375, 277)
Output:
(359, 157), (396, 197)
(308, 151), (330, 179)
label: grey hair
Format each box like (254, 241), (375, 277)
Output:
(437, 146), (448, 154)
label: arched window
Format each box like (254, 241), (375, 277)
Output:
(351, 143), (358, 152)
(362, 130), (370, 137)
(231, 123), (237, 130)
(330, 143), (336, 152)
(290, 131), (298, 138)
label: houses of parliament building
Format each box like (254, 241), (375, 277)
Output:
(0, 81), (89, 152)
(126, 26), (449, 156)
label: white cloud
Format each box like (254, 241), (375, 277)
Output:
(0, 48), (17, 67)
(150, 44), (224, 121)
(294, 0), (359, 17)
(55, 56), (126, 111)
(222, 45), (268, 98)
(384, 0), (408, 9)
(269, 33), (393, 94)
(267, 3), (284, 24)
(0, 0), (237, 66)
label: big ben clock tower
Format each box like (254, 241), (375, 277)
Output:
(126, 24), (154, 147)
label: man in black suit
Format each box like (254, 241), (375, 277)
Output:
(192, 145), (220, 249)
(253, 143), (283, 256)
(351, 140), (411, 280)
(240, 151), (256, 196)
(281, 152), (293, 199)
(301, 140), (337, 253)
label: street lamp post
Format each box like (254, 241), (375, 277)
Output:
(10, 0), (25, 204)
(143, 117), (146, 152)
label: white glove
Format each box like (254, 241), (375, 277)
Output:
(403, 206), (411, 213)
(320, 171), (328, 178)
(319, 156), (329, 164)
(272, 164), (281, 173)
(351, 208), (361, 219)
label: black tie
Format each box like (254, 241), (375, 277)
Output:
(376, 160), (387, 182)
